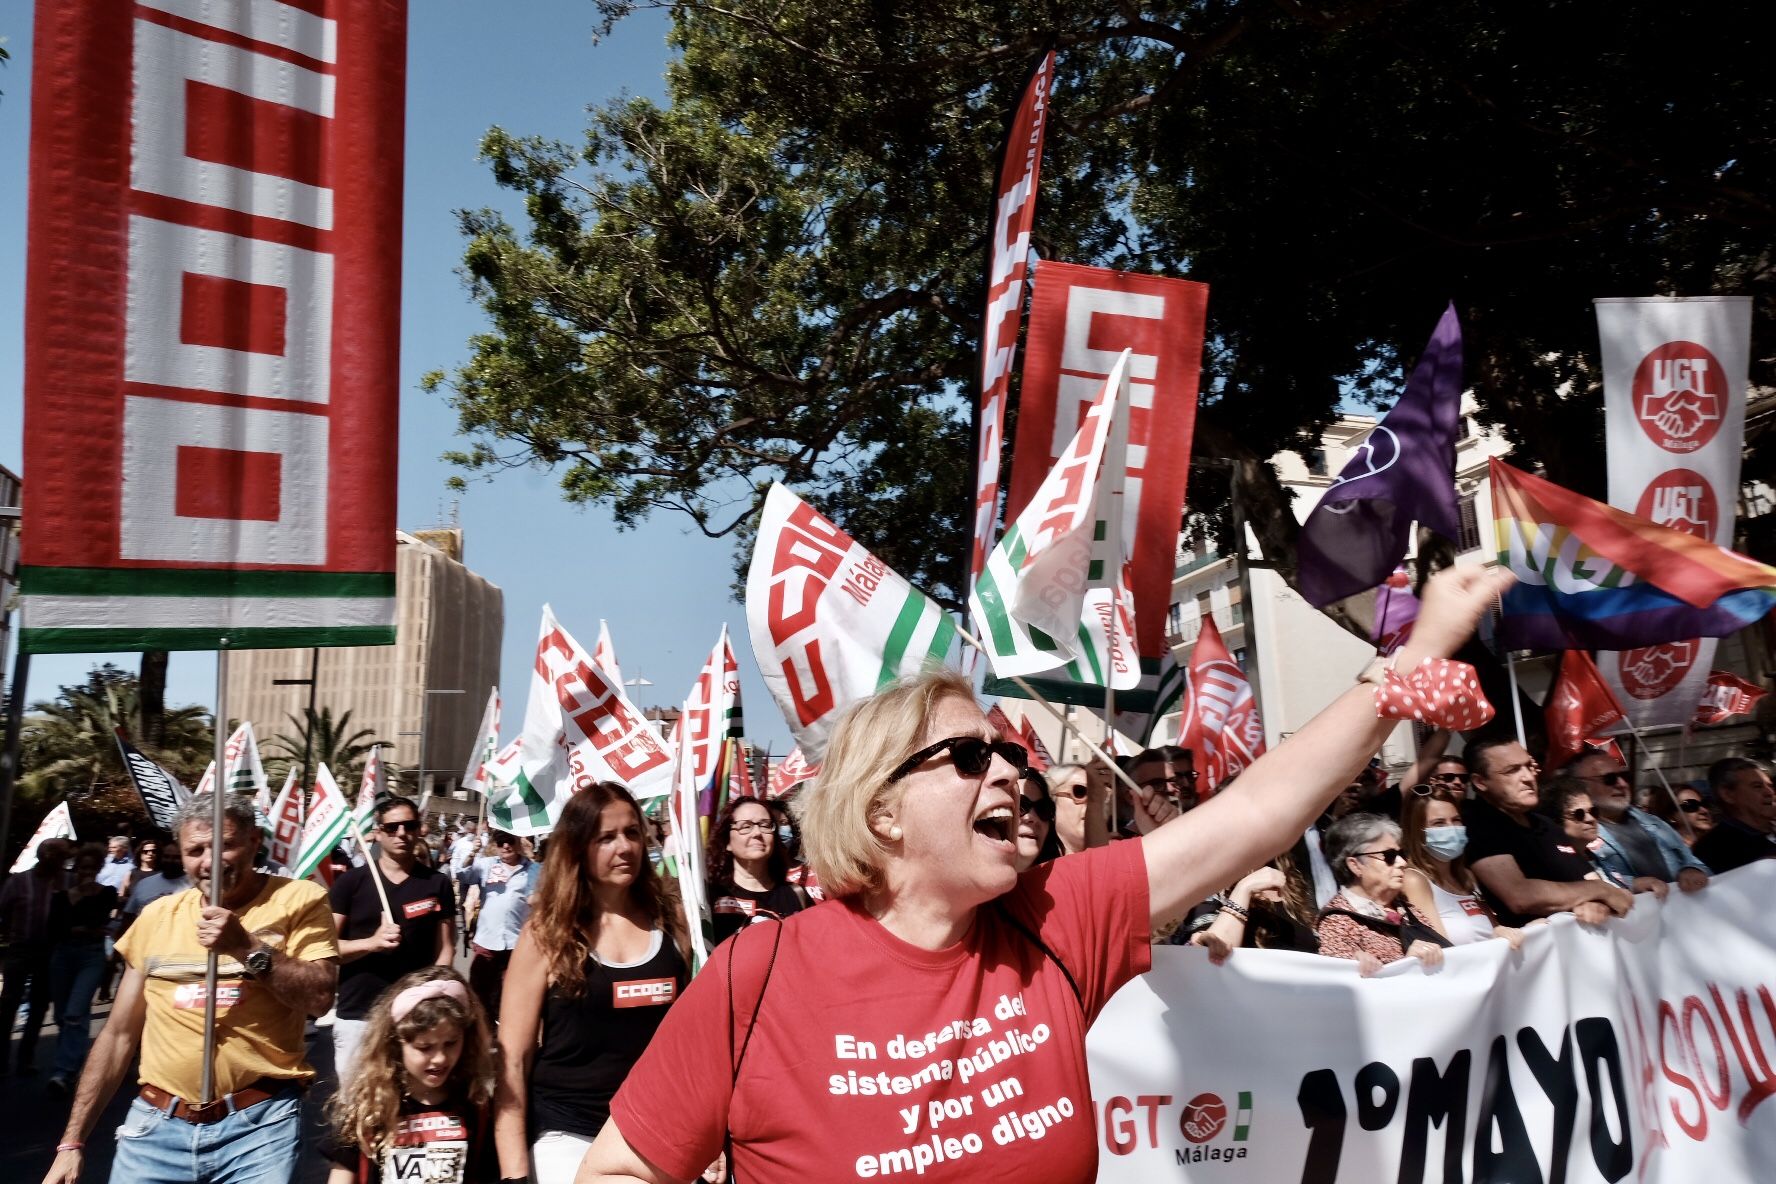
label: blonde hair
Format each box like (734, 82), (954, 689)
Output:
(798, 669), (976, 898)
(326, 966), (495, 1158)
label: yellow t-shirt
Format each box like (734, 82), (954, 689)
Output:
(116, 874), (338, 1100)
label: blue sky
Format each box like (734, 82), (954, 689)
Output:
(0, 2), (796, 755)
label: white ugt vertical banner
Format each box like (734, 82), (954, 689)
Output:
(1596, 297), (1751, 728)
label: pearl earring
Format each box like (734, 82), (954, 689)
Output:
(888, 825), (903, 842)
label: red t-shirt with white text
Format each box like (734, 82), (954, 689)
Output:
(611, 840), (1151, 1181)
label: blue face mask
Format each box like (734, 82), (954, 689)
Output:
(1422, 825), (1469, 862)
(777, 825), (795, 846)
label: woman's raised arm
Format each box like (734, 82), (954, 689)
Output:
(1140, 565), (1513, 925)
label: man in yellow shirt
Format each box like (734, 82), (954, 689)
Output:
(42, 793), (339, 1184)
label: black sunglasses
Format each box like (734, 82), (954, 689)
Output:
(379, 820), (422, 835)
(1584, 771), (1630, 787)
(1019, 795), (1056, 823)
(1355, 847), (1405, 866)
(887, 736), (1027, 784)
(1679, 799), (1707, 813)
(1564, 807), (1596, 822)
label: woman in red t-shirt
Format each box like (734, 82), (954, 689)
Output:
(582, 566), (1513, 1184)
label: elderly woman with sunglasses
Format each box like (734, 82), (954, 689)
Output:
(1315, 813), (1450, 977)
(579, 565), (1512, 1184)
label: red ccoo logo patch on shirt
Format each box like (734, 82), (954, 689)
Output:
(402, 898), (440, 920)
(613, 978), (677, 1008)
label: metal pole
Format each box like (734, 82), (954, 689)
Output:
(0, 647), (30, 870)
(416, 691), (431, 812)
(200, 646), (229, 1105)
(299, 648), (317, 830)
(1505, 648), (1528, 748)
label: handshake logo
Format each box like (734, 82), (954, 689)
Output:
(1634, 342), (1725, 454)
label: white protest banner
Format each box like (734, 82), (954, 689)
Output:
(484, 738), (554, 837)
(223, 722), (269, 800)
(672, 626), (742, 813)
(292, 763), (351, 880)
(1087, 863), (1776, 1182)
(462, 687), (501, 794)
(593, 620), (623, 687)
(668, 704), (711, 971)
(746, 484), (957, 763)
(1597, 297), (1752, 727)
(266, 768), (301, 870)
(972, 349), (1138, 688)
(514, 606), (674, 821)
(9, 801), (77, 872)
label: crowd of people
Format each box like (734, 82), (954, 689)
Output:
(4, 567), (1775, 1183)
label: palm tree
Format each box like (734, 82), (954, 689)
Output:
(268, 706), (383, 788)
(16, 664), (213, 838)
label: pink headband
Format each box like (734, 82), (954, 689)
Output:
(390, 979), (468, 1022)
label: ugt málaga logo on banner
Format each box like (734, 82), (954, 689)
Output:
(1634, 340), (1726, 454)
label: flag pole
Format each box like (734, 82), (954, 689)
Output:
(1504, 648), (1528, 748)
(956, 624), (1147, 803)
(200, 646), (230, 1106)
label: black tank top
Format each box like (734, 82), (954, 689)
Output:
(528, 928), (689, 1140)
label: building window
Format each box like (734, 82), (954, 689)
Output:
(1307, 448), (1329, 477)
(1456, 491), (1481, 553)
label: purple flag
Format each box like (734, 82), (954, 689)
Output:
(1297, 303), (1464, 607)
(1371, 568), (1421, 656)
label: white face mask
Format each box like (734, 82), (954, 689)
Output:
(1422, 825), (1469, 862)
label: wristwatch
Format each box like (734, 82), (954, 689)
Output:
(242, 944), (274, 978)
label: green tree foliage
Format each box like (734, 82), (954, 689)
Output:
(431, 1), (1774, 613)
(16, 665), (214, 843)
(267, 706), (382, 788)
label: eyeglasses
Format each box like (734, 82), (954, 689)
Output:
(1138, 771), (1199, 793)
(887, 736), (1027, 784)
(1428, 772), (1467, 784)
(379, 820), (422, 835)
(1055, 782), (1090, 801)
(1355, 848), (1405, 866)
(730, 820), (774, 835)
(1678, 799), (1708, 814)
(1564, 807), (1596, 822)
(1410, 783), (1464, 802)
(1019, 795), (1056, 823)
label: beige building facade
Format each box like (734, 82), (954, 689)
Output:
(223, 528), (503, 819)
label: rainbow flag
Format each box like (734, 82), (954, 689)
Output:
(1490, 458), (1776, 650)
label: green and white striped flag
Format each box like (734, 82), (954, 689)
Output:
(745, 483), (958, 762)
(292, 763), (352, 880)
(970, 349), (1139, 690)
(1143, 650), (1186, 744)
(485, 738), (555, 836)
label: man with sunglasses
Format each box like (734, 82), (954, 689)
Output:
(1461, 737), (1633, 928)
(328, 795), (456, 1085)
(462, 829), (537, 1024)
(1571, 750), (1710, 893)
(1121, 746), (1198, 837)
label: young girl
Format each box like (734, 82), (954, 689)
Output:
(326, 966), (498, 1184)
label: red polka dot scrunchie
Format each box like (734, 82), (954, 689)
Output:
(1373, 659), (1496, 730)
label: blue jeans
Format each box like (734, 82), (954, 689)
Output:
(50, 940), (106, 1079)
(109, 1085), (303, 1184)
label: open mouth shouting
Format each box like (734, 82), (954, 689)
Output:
(972, 804), (1016, 849)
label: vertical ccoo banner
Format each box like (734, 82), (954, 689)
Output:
(20, 0), (407, 654)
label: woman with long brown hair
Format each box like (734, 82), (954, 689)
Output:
(1399, 783), (1526, 948)
(494, 782), (690, 1184)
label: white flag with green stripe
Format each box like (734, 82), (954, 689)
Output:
(971, 349), (1139, 689)
(292, 763), (352, 880)
(745, 483), (958, 763)
(484, 738), (556, 836)
(197, 722), (270, 804)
